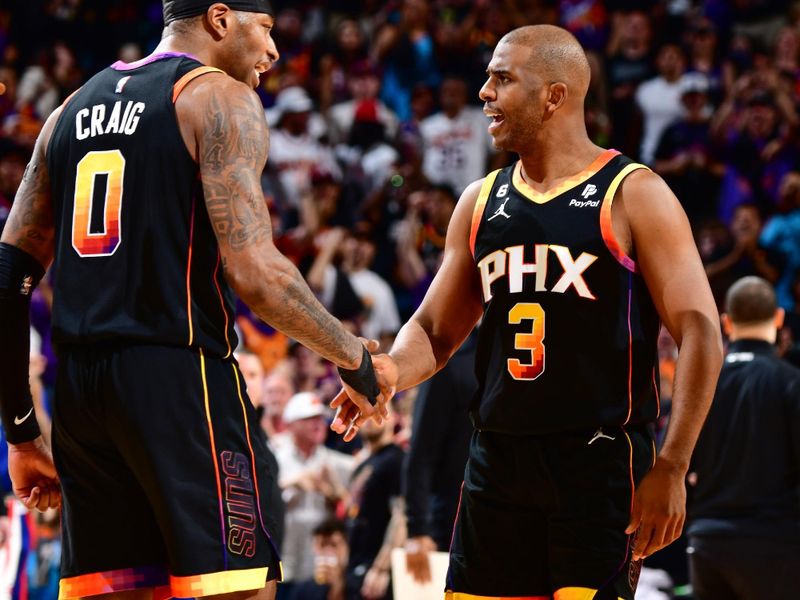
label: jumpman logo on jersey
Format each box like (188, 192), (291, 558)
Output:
(488, 197), (512, 221)
(588, 428), (616, 445)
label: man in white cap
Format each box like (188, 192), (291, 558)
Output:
(274, 392), (354, 588)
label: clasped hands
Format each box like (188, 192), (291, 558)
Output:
(330, 340), (398, 441)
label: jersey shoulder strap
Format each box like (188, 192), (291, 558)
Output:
(599, 160), (651, 273)
(469, 169), (502, 257)
(172, 66), (225, 103)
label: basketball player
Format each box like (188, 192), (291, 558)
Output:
(0, 2), (382, 600)
(332, 25), (723, 599)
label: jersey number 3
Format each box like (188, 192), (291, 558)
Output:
(507, 302), (545, 380)
(72, 149), (125, 257)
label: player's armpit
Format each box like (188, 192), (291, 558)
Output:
(389, 179), (485, 391)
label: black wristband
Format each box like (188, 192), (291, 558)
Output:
(338, 346), (380, 407)
(0, 243), (44, 444)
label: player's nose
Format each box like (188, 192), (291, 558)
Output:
(479, 79), (495, 102)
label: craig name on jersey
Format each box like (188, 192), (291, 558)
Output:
(74, 99), (146, 140)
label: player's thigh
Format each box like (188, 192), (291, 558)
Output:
(107, 346), (282, 590)
(546, 426), (655, 600)
(447, 430), (551, 598)
(53, 349), (168, 592)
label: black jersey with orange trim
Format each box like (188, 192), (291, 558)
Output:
(469, 150), (661, 435)
(47, 53), (237, 357)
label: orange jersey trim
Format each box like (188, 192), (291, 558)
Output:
(58, 568), (169, 600)
(511, 149), (619, 205)
(170, 566), (269, 598)
(214, 252), (232, 358)
(200, 349), (228, 565)
(599, 163), (651, 274)
(445, 593), (549, 600)
(554, 588), (625, 600)
(469, 169), (502, 257)
(172, 66), (224, 103)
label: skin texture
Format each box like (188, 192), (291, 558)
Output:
(0, 4), (383, 599)
(333, 25), (723, 566)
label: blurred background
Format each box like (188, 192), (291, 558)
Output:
(2, 1), (800, 599)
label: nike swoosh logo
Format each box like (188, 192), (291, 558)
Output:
(14, 408), (34, 426)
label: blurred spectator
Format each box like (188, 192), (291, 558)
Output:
(635, 42), (686, 165)
(344, 404), (405, 600)
(653, 73), (723, 223)
(334, 98), (400, 197)
(403, 331), (476, 584)
(760, 171), (800, 310)
(373, 0), (441, 121)
(267, 86), (340, 225)
(395, 185), (456, 308)
(420, 75), (493, 195)
(328, 61), (398, 146)
(316, 19), (369, 111)
(712, 80), (797, 220)
(0, 141), (27, 233)
(289, 518), (349, 600)
(308, 224), (401, 344)
(263, 371), (295, 447)
(684, 17), (725, 105)
(688, 276), (800, 600)
(276, 392), (354, 585)
(606, 10), (653, 157)
(704, 204), (783, 308)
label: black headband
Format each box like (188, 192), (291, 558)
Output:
(163, 0), (274, 25)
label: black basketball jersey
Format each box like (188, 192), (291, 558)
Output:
(47, 53), (237, 357)
(469, 150), (661, 435)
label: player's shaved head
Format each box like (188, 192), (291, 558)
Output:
(499, 25), (591, 100)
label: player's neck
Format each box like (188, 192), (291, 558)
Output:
(152, 35), (216, 70)
(517, 134), (603, 191)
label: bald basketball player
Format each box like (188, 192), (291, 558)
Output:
(333, 25), (723, 600)
(0, 2), (383, 600)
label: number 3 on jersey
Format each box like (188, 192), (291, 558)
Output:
(507, 302), (545, 380)
(72, 149), (125, 257)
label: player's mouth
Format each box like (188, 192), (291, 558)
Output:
(484, 109), (505, 134)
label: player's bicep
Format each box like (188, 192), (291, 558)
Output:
(413, 180), (484, 355)
(624, 171), (718, 343)
(0, 107), (61, 267)
(186, 77), (273, 256)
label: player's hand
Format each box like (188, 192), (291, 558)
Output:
(405, 535), (437, 584)
(331, 350), (398, 442)
(8, 436), (60, 512)
(625, 458), (686, 561)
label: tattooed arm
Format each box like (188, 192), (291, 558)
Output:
(175, 75), (365, 371)
(0, 107), (61, 264)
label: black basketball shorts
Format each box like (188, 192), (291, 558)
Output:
(52, 343), (282, 599)
(445, 425), (655, 600)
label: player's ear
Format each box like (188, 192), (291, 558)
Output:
(546, 82), (568, 114)
(721, 313), (733, 337)
(205, 3), (233, 40)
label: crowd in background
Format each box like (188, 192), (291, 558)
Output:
(2, 1), (800, 599)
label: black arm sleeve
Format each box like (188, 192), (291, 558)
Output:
(0, 243), (45, 444)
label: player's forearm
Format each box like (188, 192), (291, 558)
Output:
(388, 319), (440, 391)
(658, 313), (723, 472)
(241, 254), (362, 370)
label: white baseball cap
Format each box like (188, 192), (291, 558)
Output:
(282, 392), (327, 424)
